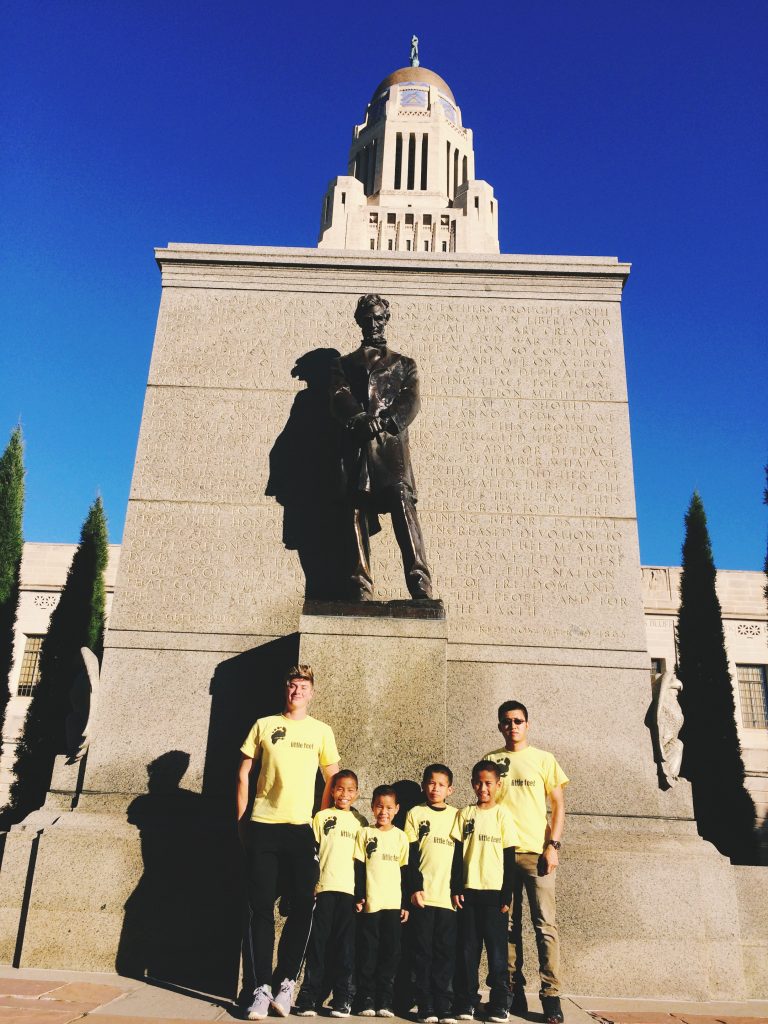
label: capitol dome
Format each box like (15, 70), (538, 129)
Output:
(369, 66), (456, 105)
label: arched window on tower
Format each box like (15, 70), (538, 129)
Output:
(453, 149), (459, 198)
(446, 142), (451, 198)
(462, 155), (468, 186)
(421, 134), (428, 190)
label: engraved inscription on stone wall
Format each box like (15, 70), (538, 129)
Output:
(115, 281), (645, 652)
(112, 501), (646, 650)
(150, 291), (627, 402)
(130, 387), (635, 519)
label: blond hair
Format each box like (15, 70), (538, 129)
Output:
(284, 664), (315, 686)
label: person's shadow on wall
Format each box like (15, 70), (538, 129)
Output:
(115, 750), (242, 998)
(266, 348), (348, 599)
(117, 635), (302, 1000)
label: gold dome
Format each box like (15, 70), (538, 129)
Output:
(369, 66), (455, 106)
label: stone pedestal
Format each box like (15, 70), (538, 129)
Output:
(299, 601), (447, 797)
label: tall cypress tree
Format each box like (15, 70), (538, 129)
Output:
(7, 496), (108, 822)
(676, 491), (756, 863)
(0, 427), (25, 740)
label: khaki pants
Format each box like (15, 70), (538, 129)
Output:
(508, 852), (561, 997)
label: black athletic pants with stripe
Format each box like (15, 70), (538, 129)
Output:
(244, 821), (318, 988)
(299, 891), (357, 1005)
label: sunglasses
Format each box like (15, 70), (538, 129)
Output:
(500, 718), (526, 727)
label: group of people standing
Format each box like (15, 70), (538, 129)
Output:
(237, 666), (568, 1024)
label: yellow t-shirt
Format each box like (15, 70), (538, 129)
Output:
(483, 745), (569, 854)
(241, 714), (340, 825)
(313, 808), (362, 896)
(354, 825), (409, 913)
(450, 804), (519, 892)
(404, 804), (458, 911)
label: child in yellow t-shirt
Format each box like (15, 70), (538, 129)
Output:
(295, 770), (363, 1019)
(405, 763), (459, 1024)
(450, 761), (519, 1023)
(354, 785), (410, 1017)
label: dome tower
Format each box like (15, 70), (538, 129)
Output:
(318, 43), (499, 254)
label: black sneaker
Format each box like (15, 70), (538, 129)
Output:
(455, 1009), (474, 1021)
(509, 989), (528, 1017)
(359, 999), (377, 1018)
(377, 1010), (394, 1019)
(330, 1003), (351, 1019)
(487, 1009), (508, 1023)
(540, 997), (563, 1024)
(418, 1011), (438, 1023)
(439, 1015), (457, 1024)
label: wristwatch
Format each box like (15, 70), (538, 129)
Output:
(546, 840), (562, 851)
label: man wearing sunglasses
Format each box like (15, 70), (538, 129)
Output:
(484, 702), (568, 1024)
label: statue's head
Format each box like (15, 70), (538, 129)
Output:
(354, 294), (390, 347)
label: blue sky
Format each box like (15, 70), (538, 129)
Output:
(2, 1), (766, 570)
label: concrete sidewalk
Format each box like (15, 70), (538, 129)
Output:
(0, 969), (765, 1024)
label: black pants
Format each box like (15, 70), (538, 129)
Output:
(456, 891), (509, 1012)
(410, 905), (457, 1014)
(299, 891), (356, 1004)
(357, 909), (402, 1007)
(243, 821), (318, 988)
(348, 484), (432, 599)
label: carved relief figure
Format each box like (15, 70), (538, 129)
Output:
(653, 669), (685, 788)
(330, 294), (434, 600)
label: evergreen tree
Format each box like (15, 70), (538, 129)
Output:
(7, 497), (108, 822)
(0, 427), (25, 740)
(676, 491), (756, 863)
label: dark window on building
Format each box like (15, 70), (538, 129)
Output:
(407, 133), (416, 190)
(423, 214), (432, 226)
(18, 635), (43, 697)
(394, 133), (403, 190)
(421, 134), (428, 190)
(405, 213), (414, 225)
(441, 241), (447, 252)
(650, 657), (666, 684)
(736, 664), (768, 729)
(387, 213), (396, 224)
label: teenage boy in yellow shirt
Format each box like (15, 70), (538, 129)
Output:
(354, 785), (410, 1018)
(295, 770), (364, 1019)
(451, 761), (519, 1024)
(484, 701), (568, 1024)
(405, 764), (459, 1024)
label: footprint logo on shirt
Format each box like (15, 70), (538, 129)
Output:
(463, 819), (475, 838)
(271, 726), (287, 745)
(418, 820), (431, 841)
(496, 757), (510, 778)
(323, 816), (337, 835)
(366, 836), (378, 859)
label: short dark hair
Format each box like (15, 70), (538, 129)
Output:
(472, 759), (501, 782)
(422, 763), (453, 786)
(332, 769), (358, 787)
(498, 700), (528, 722)
(371, 784), (398, 805)
(354, 293), (391, 326)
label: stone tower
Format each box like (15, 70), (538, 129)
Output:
(318, 61), (499, 254)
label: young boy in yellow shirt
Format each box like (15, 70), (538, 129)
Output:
(405, 764), (459, 1024)
(451, 761), (519, 1023)
(295, 770), (363, 1018)
(354, 785), (410, 1017)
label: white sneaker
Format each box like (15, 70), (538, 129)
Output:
(271, 978), (295, 1017)
(246, 985), (273, 1020)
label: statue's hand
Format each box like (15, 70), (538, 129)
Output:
(367, 415), (385, 439)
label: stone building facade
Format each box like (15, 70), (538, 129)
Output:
(0, 543), (120, 805)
